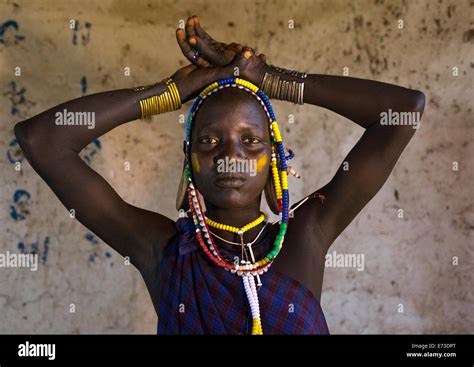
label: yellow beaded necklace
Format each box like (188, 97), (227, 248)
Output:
(205, 213), (266, 269)
(205, 213), (265, 236)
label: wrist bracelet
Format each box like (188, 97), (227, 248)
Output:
(133, 78), (182, 119)
(261, 65), (307, 105)
(268, 64), (308, 79)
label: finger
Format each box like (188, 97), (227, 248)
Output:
(192, 16), (213, 42)
(176, 28), (211, 67)
(245, 46), (257, 55)
(176, 29), (199, 63)
(225, 42), (242, 59)
(188, 35), (229, 66)
(242, 46), (254, 59)
(185, 16), (196, 38)
(191, 16), (234, 65)
(258, 53), (267, 63)
(214, 48), (251, 79)
(232, 48), (253, 67)
(191, 16), (222, 59)
(228, 42), (243, 53)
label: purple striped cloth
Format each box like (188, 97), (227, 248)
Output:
(157, 215), (330, 335)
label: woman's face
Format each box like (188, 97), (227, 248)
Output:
(190, 88), (271, 210)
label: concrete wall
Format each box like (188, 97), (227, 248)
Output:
(1, 0), (472, 333)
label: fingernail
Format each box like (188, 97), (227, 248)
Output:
(244, 51), (251, 59)
(189, 37), (196, 45)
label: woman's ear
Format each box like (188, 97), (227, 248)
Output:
(264, 169), (280, 215)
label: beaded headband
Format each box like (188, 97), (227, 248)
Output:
(179, 77), (292, 276)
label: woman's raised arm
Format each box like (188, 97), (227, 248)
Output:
(12, 61), (238, 283)
(297, 73), (425, 246)
(13, 83), (178, 282)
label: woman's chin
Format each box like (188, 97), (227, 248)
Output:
(206, 194), (250, 210)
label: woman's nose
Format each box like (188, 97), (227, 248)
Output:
(214, 139), (245, 164)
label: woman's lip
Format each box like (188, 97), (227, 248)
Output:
(214, 177), (246, 188)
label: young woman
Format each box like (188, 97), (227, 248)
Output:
(14, 16), (425, 335)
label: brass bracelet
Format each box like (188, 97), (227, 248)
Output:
(268, 64), (308, 79)
(261, 65), (307, 105)
(166, 79), (181, 110)
(133, 78), (182, 119)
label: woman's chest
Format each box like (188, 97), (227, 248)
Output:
(265, 223), (328, 300)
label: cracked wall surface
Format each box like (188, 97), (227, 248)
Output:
(1, 0), (472, 333)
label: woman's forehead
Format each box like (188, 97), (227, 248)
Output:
(193, 89), (269, 132)
(195, 113), (268, 132)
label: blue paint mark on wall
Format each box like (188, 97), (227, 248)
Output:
(0, 20), (25, 45)
(7, 138), (24, 164)
(41, 237), (50, 264)
(4, 81), (34, 117)
(84, 231), (113, 266)
(5, 81), (25, 115)
(85, 231), (99, 263)
(84, 232), (99, 245)
(17, 237), (50, 264)
(72, 20), (91, 46)
(9, 189), (31, 221)
(81, 76), (87, 95)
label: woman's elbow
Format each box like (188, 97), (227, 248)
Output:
(14, 120), (30, 145)
(411, 90), (426, 115)
(14, 119), (37, 157)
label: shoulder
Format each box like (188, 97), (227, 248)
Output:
(157, 215), (198, 257)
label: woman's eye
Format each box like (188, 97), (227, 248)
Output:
(200, 137), (218, 144)
(243, 137), (261, 144)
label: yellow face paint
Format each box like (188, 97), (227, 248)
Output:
(191, 153), (201, 173)
(256, 154), (268, 173)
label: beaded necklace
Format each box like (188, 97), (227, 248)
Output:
(206, 213), (265, 236)
(182, 78), (291, 335)
(207, 213), (268, 287)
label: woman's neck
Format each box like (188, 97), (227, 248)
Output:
(204, 200), (265, 243)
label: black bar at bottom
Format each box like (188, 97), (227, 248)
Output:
(0, 334), (472, 365)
